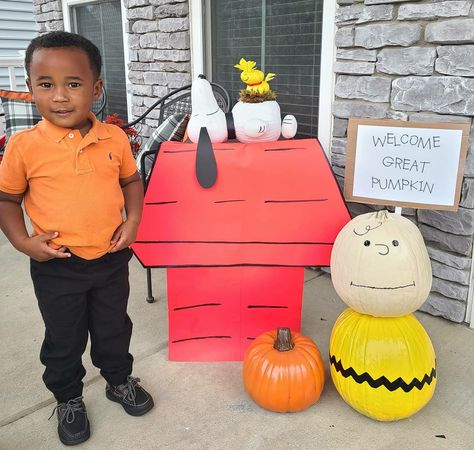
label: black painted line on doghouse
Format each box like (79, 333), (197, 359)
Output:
(174, 303), (222, 311)
(247, 305), (288, 309)
(264, 199), (328, 203)
(172, 336), (232, 343)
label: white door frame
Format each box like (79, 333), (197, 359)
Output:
(61, 0), (132, 121)
(189, 0), (337, 157)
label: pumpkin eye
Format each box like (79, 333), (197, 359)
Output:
(392, 240), (399, 247)
(364, 240), (371, 247)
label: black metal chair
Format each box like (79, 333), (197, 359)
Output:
(124, 81), (231, 303)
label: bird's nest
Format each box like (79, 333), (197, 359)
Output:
(238, 89), (277, 103)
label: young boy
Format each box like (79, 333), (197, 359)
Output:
(0, 31), (154, 445)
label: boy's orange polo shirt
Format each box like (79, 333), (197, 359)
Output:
(0, 113), (137, 260)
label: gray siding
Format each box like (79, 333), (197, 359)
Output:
(0, 0), (37, 89)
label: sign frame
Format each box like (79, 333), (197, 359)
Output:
(345, 118), (470, 211)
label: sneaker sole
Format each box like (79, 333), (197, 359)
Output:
(58, 420), (90, 446)
(106, 390), (154, 416)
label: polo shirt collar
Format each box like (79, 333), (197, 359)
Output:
(39, 112), (111, 144)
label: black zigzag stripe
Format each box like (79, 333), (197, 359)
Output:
(329, 354), (436, 393)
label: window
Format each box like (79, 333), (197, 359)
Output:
(70, 0), (127, 119)
(207, 0), (324, 138)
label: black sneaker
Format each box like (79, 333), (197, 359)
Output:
(50, 396), (90, 446)
(105, 376), (154, 416)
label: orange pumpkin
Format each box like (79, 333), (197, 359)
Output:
(243, 328), (325, 412)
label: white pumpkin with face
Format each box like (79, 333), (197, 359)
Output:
(330, 210), (432, 317)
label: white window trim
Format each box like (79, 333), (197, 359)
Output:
(61, 0), (131, 121)
(190, 0), (336, 157)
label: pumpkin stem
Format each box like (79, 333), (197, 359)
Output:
(274, 327), (295, 352)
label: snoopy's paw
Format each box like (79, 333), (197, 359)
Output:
(244, 120), (267, 137)
(281, 115), (297, 139)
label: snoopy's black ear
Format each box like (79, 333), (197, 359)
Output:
(198, 74), (206, 79)
(196, 127), (217, 188)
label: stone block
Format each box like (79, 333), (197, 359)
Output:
(154, 49), (190, 62)
(333, 118), (348, 137)
(377, 47), (435, 75)
(139, 33), (157, 48)
(166, 72), (191, 89)
(335, 75), (391, 102)
(158, 17), (189, 32)
(420, 224), (473, 255)
(418, 208), (474, 235)
(128, 71), (144, 83)
(331, 152), (346, 168)
(334, 61), (375, 75)
(127, 0), (149, 7)
(152, 85), (168, 98)
(130, 84), (153, 96)
(431, 260), (470, 285)
(399, 1), (470, 20)
(427, 245), (472, 270)
(41, 1), (61, 12)
(138, 49), (155, 62)
(169, 31), (190, 49)
(156, 33), (172, 49)
(333, 100), (389, 119)
(336, 4), (363, 23)
(355, 23), (422, 49)
(155, 3), (188, 18)
(331, 138), (348, 155)
(151, 61), (191, 73)
(337, 49), (377, 61)
(409, 112), (472, 123)
(426, 18), (474, 43)
(132, 20), (160, 33)
(436, 45), (474, 76)
(419, 292), (466, 323)
(461, 178), (474, 209)
(431, 276), (469, 301)
(143, 71), (167, 85)
(391, 76), (474, 114)
(335, 27), (354, 47)
(127, 6), (154, 20)
(357, 5), (394, 23)
(129, 34), (140, 49)
(365, 0), (422, 3)
(386, 110), (409, 121)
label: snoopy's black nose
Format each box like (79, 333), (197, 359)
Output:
(198, 74), (206, 79)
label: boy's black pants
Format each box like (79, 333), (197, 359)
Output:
(30, 248), (134, 403)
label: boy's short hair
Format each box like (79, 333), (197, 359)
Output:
(25, 31), (102, 79)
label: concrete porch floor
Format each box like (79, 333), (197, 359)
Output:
(1, 231), (473, 450)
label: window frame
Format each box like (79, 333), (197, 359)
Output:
(61, 0), (131, 121)
(190, 0), (336, 157)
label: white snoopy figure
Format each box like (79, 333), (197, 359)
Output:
(187, 75), (297, 145)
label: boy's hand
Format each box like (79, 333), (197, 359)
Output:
(109, 219), (139, 253)
(19, 231), (71, 261)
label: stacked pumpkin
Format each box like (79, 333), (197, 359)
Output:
(329, 210), (437, 421)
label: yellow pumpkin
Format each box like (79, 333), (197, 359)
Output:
(330, 210), (432, 317)
(243, 328), (325, 413)
(330, 309), (436, 421)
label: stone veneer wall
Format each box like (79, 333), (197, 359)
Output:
(333, 0), (474, 322)
(33, 0), (192, 138)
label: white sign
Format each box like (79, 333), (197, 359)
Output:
(345, 119), (470, 211)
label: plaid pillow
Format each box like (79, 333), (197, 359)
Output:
(135, 113), (190, 180)
(0, 90), (42, 141)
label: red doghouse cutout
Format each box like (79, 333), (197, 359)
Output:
(132, 138), (350, 360)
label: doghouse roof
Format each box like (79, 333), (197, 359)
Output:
(132, 139), (350, 267)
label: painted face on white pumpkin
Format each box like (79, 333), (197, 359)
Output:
(330, 210), (432, 317)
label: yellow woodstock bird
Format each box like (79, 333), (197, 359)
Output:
(234, 57), (275, 95)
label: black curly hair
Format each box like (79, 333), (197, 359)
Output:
(25, 31), (102, 79)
